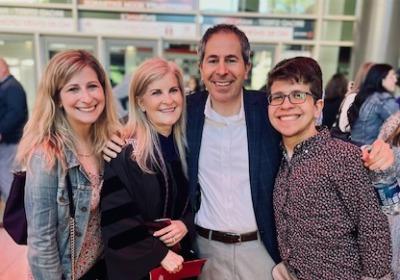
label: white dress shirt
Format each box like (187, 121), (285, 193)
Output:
(195, 95), (258, 233)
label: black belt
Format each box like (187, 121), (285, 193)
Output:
(196, 225), (258, 244)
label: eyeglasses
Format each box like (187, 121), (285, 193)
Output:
(267, 91), (315, 106)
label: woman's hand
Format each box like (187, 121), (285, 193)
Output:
(153, 220), (188, 247)
(161, 250), (184, 273)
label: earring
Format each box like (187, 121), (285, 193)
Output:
(140, 107), (146, 112)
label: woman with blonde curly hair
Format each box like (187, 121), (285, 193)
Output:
(17, 49), (120, 279)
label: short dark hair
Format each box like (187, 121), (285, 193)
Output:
(198, 24), (251, 65)
(267, 56), (323, 99)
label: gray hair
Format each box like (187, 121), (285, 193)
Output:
(197, 24), (251, 65)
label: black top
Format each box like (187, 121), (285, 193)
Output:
(100, 136), (193, 280)
(158, 133), (178, 162)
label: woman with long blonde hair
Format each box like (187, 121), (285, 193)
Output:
(100, 57), (193, 280)
(17, 49), (120, 279)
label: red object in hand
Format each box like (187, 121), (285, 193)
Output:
(149, 259), (207, 280)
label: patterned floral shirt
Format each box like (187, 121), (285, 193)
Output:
(274, 129), (392, 280)
(75, 172), (104, 279)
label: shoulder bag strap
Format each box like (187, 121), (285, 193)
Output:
(66, 173), (76, 280)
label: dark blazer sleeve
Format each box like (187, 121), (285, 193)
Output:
(100, 146), (169, 280)
(0, 76), (28, 138)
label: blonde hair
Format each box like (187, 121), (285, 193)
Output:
(124, 57), (187, 176)
(16, 49), (120, 171)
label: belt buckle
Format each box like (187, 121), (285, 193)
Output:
(225, 232), (241, 243)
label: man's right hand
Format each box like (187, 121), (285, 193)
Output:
(102, 134), (124, 162)
(161, 250), (184, 274)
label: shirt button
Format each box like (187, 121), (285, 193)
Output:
(75, 231), (82, 237)
(80, 206), (87, 212)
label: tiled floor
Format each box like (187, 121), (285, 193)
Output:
(0, 198), (29, 280)
(0, 227), (29, 280)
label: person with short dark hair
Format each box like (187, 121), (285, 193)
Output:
(267, 57), (392, 280)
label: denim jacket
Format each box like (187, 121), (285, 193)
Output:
(24, 148), (97, 280)
(351, 91), (399, 145)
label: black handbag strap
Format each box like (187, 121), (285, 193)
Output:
(65, 172), (77, 280)
(66, 173), (75, 218)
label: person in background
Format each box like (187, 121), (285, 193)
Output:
(322, 73), (348, 128)
(17, 50), (120, 279)
(268, 56), (392, 280)
(100, 58), (194, 280)
(186, 75), (201, 94)
(349, 63), (399, 145)
(334, 62), (375, 134)
(0, 57), (28, 219)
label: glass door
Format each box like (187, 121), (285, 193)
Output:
(248, 44), (276, 90)
(163, 41), (199, 94)
(0, 34), (36, 110)
(42, 36), (97, 62)
(104, 39), (157, 115)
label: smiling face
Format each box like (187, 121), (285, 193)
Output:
(59, 66), (105, 134)
(382, 69), (398, 93)
(138, 72), (183, 136)
(268, 79), (323, 149)
(199, 31), (250, 115)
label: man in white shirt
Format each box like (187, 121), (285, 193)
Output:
(186, 24), (282, 279)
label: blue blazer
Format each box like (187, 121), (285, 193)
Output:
(186, 90), (282, 263)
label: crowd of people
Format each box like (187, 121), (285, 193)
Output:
(0, 23), (399, 280)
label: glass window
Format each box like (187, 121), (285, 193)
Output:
(321, 20), (354, 41)
(281, 44), (313, 60)
(163, 42), (199, 94)
(0, 0), (71, 2)
(0, 34), (36, 111)
(248, 45), (275, 90)
(44, 38), (96, 60)
(103, 39), (156, 115)
(259, 0), (317, 14)
(200, 0), (317, 13)
(319, 46), (351, 86)
(323, 0), (357, 15)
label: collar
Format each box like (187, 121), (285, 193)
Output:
(0, 74), (11, 84)
(65, 148), (81, 169)
(281, 127), (330, 161)
(203, 91), (245, 125)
